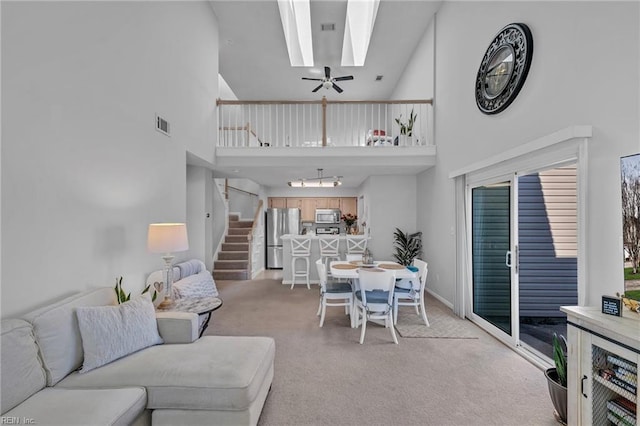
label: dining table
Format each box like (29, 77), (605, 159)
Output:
(329, 260), (419, 280)
(329, 260), (419, 328)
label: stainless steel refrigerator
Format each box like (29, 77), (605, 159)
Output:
(265, 208), (301, 269)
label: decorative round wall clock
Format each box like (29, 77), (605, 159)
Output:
(475, 23), (533, 115)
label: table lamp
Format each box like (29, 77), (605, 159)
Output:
(147, 223), (189, 306)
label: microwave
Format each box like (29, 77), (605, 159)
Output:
(315, 209), (341, 224)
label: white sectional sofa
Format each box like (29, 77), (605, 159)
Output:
(0, 287), (275, 425)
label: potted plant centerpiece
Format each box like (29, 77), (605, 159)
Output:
(395, 109), (417, 145)
(545, 333), (568, 424)
(341, 213), (358, 234)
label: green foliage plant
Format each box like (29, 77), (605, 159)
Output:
(552, 332), (568, 387)
(114, 276), (157, 305)
(394, 109), (417, 137)
(392, 228), (422, 266)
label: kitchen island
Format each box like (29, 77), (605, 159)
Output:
(280, 234), (369, 286)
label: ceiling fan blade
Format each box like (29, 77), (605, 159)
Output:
(334, 75), (354, 81)
(302, 77), (323, 81)
(332, 83), (343, 93)
(312, 84), (323, 93)
(324, 66), (331, 80)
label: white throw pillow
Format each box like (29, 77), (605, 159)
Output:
(172, 271), (218, 298)
(76, 293), (163, 373)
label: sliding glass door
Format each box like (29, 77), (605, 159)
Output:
(467, 164), (578, 358)
(471, 181), (515, 338)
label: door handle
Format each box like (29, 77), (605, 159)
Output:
(505, 251), (512, 267)
(581, 375), (588, 398)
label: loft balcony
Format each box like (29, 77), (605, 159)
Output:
(215, 98), (436, 180)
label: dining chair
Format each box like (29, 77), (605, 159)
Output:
(290, 237), (312, 289)
(393, 258), (429, 326)
(346, 235), (367, 256)
(354, 268), (398, 344)
(318, 237), (341, 276)
(315, 259), (354, 327)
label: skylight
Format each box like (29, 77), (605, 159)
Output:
(341, 0), (380, 67)
(277, 0), (314, 67)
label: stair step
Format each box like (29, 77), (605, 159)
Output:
(218, 251), (249, 260)
(222, 242), (249, 251)
(213, 269), (249, 281)
(228, 228), (251, 236)
(214, 260), (248, 270)
(226, 235), (249, 243)
(229, 220), (253, 228)
(228, 214), (240, 222)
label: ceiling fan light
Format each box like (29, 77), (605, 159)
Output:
(322, 80), (333, 90)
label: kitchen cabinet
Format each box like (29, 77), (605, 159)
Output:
(267, 197), (358, 223)
(269, 198), (287, 208)
(286, 198), (301, 209)
(316, 198), (341, 209)
(562, 306), (639, 425)
(300, 199), (316, 222)
(340, 198), (357, 216)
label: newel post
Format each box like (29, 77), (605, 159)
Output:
(322, 96), (327, 147)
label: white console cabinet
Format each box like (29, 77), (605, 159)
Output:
(562, 306), (639, 426)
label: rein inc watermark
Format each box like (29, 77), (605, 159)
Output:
(0, 417), (35, 424)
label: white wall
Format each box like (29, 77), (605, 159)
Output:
(227, 178), (260, 219)
(187, 166), (215, 268)
(393, 1), (640, 306)
(361, 175), (418, 261)
(1, 1), (219, 317)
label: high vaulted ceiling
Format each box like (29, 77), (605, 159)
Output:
(208, 0), (442, 187)
(211, 0), (441, 101)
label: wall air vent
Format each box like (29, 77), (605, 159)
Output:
(155, 114), (170, 136)
(321, 23), (335, 31)
(375, 75), (383, 81)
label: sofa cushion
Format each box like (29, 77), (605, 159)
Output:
(76, 293), (163, 373)
(1, 319), (46, 414)
(173, 271), (219, 298)
(3, 387), (146, 425)
(56, 336), (276, 411)
(22, 287), (116, 386)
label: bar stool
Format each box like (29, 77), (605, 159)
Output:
(290, 237), (312, 289)
(318, 237), (341, 276)
(346, 235), (367, 257)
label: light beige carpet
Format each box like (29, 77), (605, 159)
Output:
(395, 297), (479, 339)
(207, 277), (558, 426)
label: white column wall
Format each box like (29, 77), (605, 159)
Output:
(1, 2), (219, 317)
(392, 1), (640, 306)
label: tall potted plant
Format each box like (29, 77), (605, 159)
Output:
(545, 333), (568, 424)
(392, 228), (422, 266)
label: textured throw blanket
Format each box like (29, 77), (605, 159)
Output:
(176, 259), (204, 280)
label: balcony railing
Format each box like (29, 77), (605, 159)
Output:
(217, 97), (433, 148)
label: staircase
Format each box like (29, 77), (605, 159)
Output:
(213, 214), (253, 281)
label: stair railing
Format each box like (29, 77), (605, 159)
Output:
(247, 199), (264, 279)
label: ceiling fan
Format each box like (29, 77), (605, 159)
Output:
(302, 66), (354, 93)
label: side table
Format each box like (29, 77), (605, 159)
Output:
(156, 296), (223, 337)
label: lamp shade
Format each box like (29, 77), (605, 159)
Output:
(147, 223), (189, 254)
